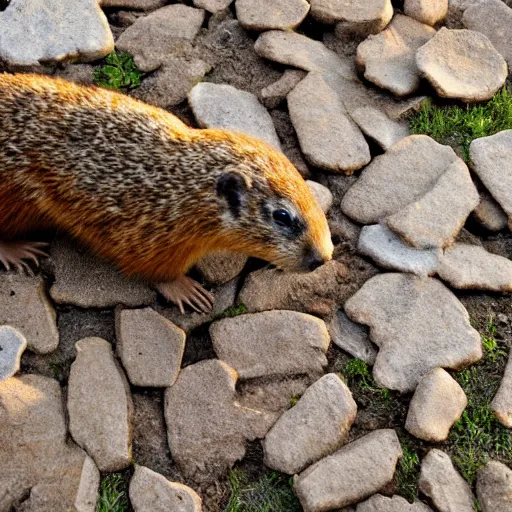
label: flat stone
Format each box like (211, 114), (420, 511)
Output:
(54, 63), (95, 85)
(129, 465), (202, 512)
(416, 28), (508, 102)
(307, 181), (334, 214)
(288, 73), (370, 173)
(473, 190), (509, 232)
(116, 4), (205, 72)
(476, 461), (512, 512)
(193, 0), (233, 13)
(419, 449), (475, 512)
(386, 159), (479, 249)
(437, 244), (512, 292)
(116, 308), (186, 388)
(463, 0), (512, 69)
(350, 107), (410, 151)
(235, 0), (309, 31)
(0, 0), (113, 69)
(328, 310), (377, 364)
(358, 224), (441, 276)
(469, 131), (512, 230)
(131, 57), (211, 108)
(0, 374), (99, 512)
(0, 273), (59, 354)
(492, 351), (512, 427)
(49, 239), (156, 309)
(263, 374), (356, 475)
(254, 30), (356, 77)
(406, 368), (467, 442)
(356, 15), (436, 96)
(189, 82), (281, 150)
(260, 69), (306, 109)
(341, 135), (459, 225)
(164, 359), (274, 480)
(0, 326), (26, 381)
(404, 0), (448, 25)
(210, 310), (330, 379)
(101, 0), (167, 9)
(294, 429), (403, 511)
(357, 494), (434, 511)
(195, 252), (247, 286)
(68, 338), (133, 472)
(344, 273), (482, 392)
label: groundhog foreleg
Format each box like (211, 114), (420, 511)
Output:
(156, 277), (214, 314)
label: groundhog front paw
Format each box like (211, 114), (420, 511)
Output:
(0, 240), (49, 274)
(156, 276), (214, 314)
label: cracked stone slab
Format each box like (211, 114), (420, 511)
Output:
(235, 0), (310, 31)
(416, 28), (508, 102)
(492, 351), (512, 427)
(0, 273), (59, 354)
(189, 82), (281, 150)
(419, 449), (475, 512)
(0, 326), (26, 381)
(68, 338), (133, 472)
(0, 0), (113, 69)
(164, 359), (275, 481)
(294, 429), (403, 511)
(344, 273), (482, 392)
(116, 4), (205, 72)
(49, 239), (156, 309)
(263, 374), (357, 475)
(476, 461), (512, 512)
(210, 310), (330, 379)
(0, 374), (100, 512)
(473, 190), (509, 232)
(356, 14), (436, 96)
(341, 135), (459, 225)
(129, 465), (202, 512)
(288, 73), (370, 174)
(116, 307), (186, 388)
(195, 251), (247, 286)
(357, 494), (434, 511)
(469, 130), (512, 230)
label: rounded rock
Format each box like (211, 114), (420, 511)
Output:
(404, 0), (448, 26)
(0, 326), (26, 381)
(235, 0), (310, 31)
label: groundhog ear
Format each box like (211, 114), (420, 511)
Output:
(216, 172), (249, 218)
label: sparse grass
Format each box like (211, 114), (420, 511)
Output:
(395, 442), (421, 503)
(96, 474), (130, 512)
(94, 51), (143, 91)
(289, 394), (301, 407)
(410, 86), (512, 160)
(223, 469), (301, 512)
(215, 303), (248, 320)
(341, 359), (391, 402)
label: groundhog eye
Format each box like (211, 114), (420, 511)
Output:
(273, 209), (293, 228)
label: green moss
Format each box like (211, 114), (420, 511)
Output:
(94, 51), (143, 91)
(96, 474), (130, 512)
(215, 303), (248, 320)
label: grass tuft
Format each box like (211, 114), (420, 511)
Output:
(395, 443), (421, 503)
(215, 303), (248, 320)
(94, 51), (143, 91)
(96, 474), (130, 512)
(341, 359), (391, 401)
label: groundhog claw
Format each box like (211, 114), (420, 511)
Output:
(0, 241), (49, 274)
(156, 276), (214, 314)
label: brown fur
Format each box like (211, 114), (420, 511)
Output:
(0, 73), (332, 282)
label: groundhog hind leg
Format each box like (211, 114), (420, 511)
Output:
(0, 240), (49, 273)
(156, 276), (214, 314)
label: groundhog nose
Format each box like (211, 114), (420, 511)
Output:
(305, 250), (328, 271)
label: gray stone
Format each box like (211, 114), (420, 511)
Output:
(254, 30), (356, 77)
(406, 368), (467, 442)
(49, 239), (156, 308)
(419, 449), (475, 512)
(0, 326), (26, 381)
(68, 338), (133, 472)
(189, 82), (281, 150)
(356, 15), (436, 96)
(350, 107), (410, 151)
(463, 0), (512, 70)
(260, 69), (306, 109)
(0, 273), (59, 354)
(386, 159), (479, 249)
(470, 131), (512, 230)
(54, 64), (95, 85)
(116, 308), (186, 388)
(164, 359), (274, 480)
(307, 181), (334, 214)
(0, 374), (100, 512)
(196, 252), (247, 286)
(0, 0), (113, 69)
(131, 57), (211, 108)
(416, 28), (508, 102)
(473, 190), (509, 232)
(193, 0), (233, 13)
(210, 310), (330, 379)
(294, 429), (403, 511)
(404, 0), (448, 25)
(357, 494), (434, 511)
(492, 351), (512, 427)
(341, 135), (459, 225)
(129, 466), (202, 512)
(344, 273), (482, 392)
(287, 73), (370, 174)
(101, 0), (167, 9)
(476, 461), (512, 512)
(263, 374), (357, 475)
(116, 4), (205, 72)
(235, 0), (310, 31)
(328, 310), (377, 364)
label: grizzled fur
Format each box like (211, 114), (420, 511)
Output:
(0, 73), (332, 282)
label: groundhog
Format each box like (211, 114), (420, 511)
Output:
(0, 73), (333, 312)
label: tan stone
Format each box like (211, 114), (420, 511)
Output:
(196, 251), (247, 286)
(476, 461), (512, 512)
(404, 0), (448, 25)
(492, 351), (512, 427)
(235, 0), (310, 31)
